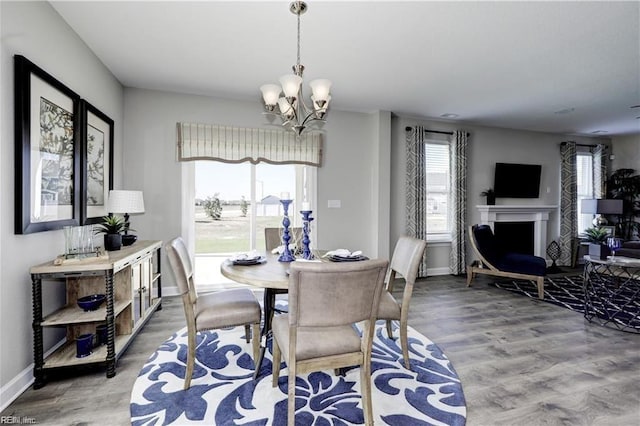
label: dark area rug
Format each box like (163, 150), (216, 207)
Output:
(492, 275), (640, 332)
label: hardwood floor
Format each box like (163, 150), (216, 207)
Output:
(2, 273), (639, 425)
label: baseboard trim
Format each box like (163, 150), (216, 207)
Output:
(0, 339), (65, 412)
(0, 364), (33, 413)
(427, 267), (451, 276)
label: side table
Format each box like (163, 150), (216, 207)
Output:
(29, 240), (162, 388)
(583, 255), (640, 333)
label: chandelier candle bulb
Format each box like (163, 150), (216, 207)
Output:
(279, 75), (302, 98)
(260, 84), (281, 107)
(277, 98), (294, 117)
(309, 79), (332, 102)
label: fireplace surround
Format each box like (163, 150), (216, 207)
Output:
(476, 205), (558, 259)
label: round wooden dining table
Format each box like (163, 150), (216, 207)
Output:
(220, 252), (289, 291)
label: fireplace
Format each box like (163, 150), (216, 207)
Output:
(476, 205), (557, 258)
(494, 221), (535, 255)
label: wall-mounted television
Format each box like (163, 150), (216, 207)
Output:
(493, 162), (541, 198)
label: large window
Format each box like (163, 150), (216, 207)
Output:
(425, 142), (451, 238)
(576, 152), (594, 234)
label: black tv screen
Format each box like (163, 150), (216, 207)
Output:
(494, 163), (541, 198)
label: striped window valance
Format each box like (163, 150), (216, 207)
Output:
(176, 122), (323, 166)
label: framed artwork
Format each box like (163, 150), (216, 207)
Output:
(14, 55), (81, 234)
(80, 100), (114, 224)
(601, 226), (615, 237)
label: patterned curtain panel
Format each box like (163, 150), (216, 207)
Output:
(176, 122), (323, 166)
(405, 126), (428, 277)
(449, 131), (468, 275)
(559, 141), (577, 266)
(592, 144), (608, 198)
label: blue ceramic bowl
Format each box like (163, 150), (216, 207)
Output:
(77, 294), (106, 311)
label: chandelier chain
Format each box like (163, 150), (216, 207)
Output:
(296, 8), (301, 71)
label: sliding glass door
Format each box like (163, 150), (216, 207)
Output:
(193, 161), (315, 289)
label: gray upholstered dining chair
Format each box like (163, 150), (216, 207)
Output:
(165, 237), (261, 389)
(376, 236), (427, 370)
(264, 227), (303, 253)
(271, 259), (389, 426)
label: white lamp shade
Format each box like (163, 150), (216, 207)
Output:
(279, 74), (302, 98)
(108, 190), (145, 214)
(260, 84), (281, 105)
(309, 79), (332, 101)
(277, 97), (294, 117)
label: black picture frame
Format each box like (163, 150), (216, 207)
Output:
(601, 225), (616, 238)
(14, 55), (81, 234)
(80, 100), (114, 224)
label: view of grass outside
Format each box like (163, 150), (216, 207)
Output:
(195, 205), (281, 254)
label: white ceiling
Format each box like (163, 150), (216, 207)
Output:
(50, 1), (640, 136)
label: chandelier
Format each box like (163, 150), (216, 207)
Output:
(260, 1), (332, 136)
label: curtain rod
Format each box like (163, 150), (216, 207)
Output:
(560, 141), (600, 148)
(405, 126), (470, 137)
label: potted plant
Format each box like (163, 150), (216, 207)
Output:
(480, 189), (496, 205)
(95, 215), (125, 251)
(584, 226), (610, 260)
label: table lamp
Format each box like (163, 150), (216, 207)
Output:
(581, 198), (623, 227)
(108, 190), (145, 246)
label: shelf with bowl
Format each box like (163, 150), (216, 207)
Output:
(41, 299), (131, 326)
(29, 240), (162, 388)
(43, 334), (131, 368)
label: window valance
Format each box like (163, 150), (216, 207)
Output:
(176, 122), (322, 166)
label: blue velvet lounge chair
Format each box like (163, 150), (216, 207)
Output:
(467, 224), (547, 299)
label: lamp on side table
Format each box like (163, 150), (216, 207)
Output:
(581, 198), (623, 227)
(108, 190), (145, 246)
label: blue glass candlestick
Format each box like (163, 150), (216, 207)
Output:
(278, 199), (296, 262)
(300, 210), (314, 260)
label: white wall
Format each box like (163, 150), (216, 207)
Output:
(0, 1), (124, 405)
(390, 114), (612, 270)
(122, 88), (388, 291)
(611, 134), (640, 171)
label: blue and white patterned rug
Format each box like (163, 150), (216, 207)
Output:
(130, 322), (466, 425)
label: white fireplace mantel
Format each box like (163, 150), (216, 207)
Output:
(476, 205), (558, 258)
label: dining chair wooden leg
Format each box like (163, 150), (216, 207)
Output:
(399, 320), (410, 369)
(360, 359), (374, 426)
(184, 331), (196, 390)
(252, 322), (260, 368)
(287, 363), (297, 426)
(272, 337), (281, 387)
(244, 324), (251, 343)
(385, 319), (394, 339)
